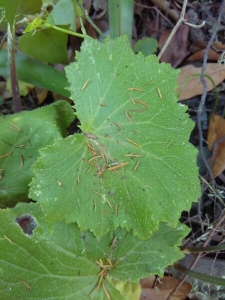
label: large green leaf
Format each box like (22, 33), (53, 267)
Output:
(29, 36), (200, 239)
(0, 101), (74, 207)
(0, 202), (188, 300)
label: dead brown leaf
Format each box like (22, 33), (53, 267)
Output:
(150, 0), (179, 21)
(188, 48), (221, 62)
(159, 23), (190, 68)
(177, 63), (225, 100)
(188, 40), (225, 61)
(36, 87), (48, 105)
(207, 114), (225, 178)
(140, 276), (192, 300)
(190, 40), (225, 54)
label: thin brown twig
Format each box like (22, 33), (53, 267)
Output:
(147, 0), (180, 21)
(134, 2), (174, 28)
(157, 0), (205, 60)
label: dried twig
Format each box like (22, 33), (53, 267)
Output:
(158, 0), (205, 60)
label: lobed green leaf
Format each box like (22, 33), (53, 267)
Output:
(0, 202), (188, 299)
(29, 36), (200, 238)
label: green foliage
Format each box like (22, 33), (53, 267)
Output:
(108, 279), (141, 300)
(18, 26), (69, 64)
(18, 0), (80, 64)
(0, 0), (19, 29)
(108, 0), (134, 42)
(0, 2), (201, 299)
(18, 0), (42, 14)
(0, 49), (70, 98)
(134, 37), (158, 56)
(0, 0), (77, 95)
(0, 202), (188, 299)
(46, 0), (76, 31)
(1, 0), (83, 65)
(0, 101), (74, 207)
(29, 36), (200, 239)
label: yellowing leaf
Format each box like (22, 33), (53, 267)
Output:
(6, 78), (34, 96)
(108, 277), (141, 300)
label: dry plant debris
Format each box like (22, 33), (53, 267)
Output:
(207, 114), (225, 178)
(140, 276), (192, 300)
(177, 63), (225, 100)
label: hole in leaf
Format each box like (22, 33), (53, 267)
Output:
(15, 214), (38, 237)
(81, 235), (86, 241)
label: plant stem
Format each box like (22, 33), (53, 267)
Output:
(7, 22), (22, 113)
(108, 0), (134, 42)
(77, 1), (104, 38)
(50, 24), (85, 38)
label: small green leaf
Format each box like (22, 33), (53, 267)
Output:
(134, 37), (158, 56)
(0, 0), (19, 29)
(29, 36), (200, 239)
(47, 0), (76, 31)
(18, 27), (68, 64)
(0, 202), (188, 299)
(0, 101), (74, 208)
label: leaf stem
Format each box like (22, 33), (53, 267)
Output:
(77, 1), (104, 38)
(79, 16), (86, 35)
(50, 24), (85, 38)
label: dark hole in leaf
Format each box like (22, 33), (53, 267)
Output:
(81, 235), (86, 241)
(15, 214), (38, 236)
